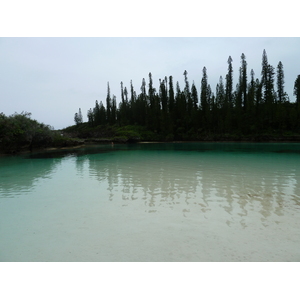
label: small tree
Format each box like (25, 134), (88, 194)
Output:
(74, 108), (83, 125)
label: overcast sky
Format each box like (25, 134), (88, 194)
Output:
(1, 37), (300, 129)
(1, 2), (299, 130)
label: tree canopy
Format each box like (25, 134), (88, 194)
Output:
(78, 50), (300, 140)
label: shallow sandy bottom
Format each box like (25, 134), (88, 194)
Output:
(1, 143), (300, 261)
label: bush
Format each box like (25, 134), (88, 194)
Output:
(0, 112), (54, 153)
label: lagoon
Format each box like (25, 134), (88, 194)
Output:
(1, 142), (300, 261)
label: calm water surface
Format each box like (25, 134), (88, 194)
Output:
(1, 142), (300, 261)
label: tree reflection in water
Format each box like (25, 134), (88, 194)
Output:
(85, 144), (300, 228)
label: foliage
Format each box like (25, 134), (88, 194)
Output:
(0, 112), (79, 153)
(74, 108), (83, 125)
(75, 50), (299, 140)
(0, 112), (54, 152)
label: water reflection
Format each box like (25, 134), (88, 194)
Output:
(0, 156), (61, 198)
(1, 143), (299, 262)
(1, 143), (300, 227)
(86, 146), (300, 228)
(0, 145), (114, 198)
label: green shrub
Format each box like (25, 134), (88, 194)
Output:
(0, 112), (54, 153)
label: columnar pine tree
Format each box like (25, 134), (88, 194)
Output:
(129, 80), (136, 124)
(261, 50), (276, 128)
(241, 53), (248, 110)
(255, 78), (263, 131)
(80, 50), (299, 141)
(160, 78), (168, 114)
(174, 81), (186, 136)
(225, 56), (233, 108)
(277, 61), (285, 104)
(138, 78), (147, 126)
(191, 81), (198, 110)
(148, 73), (159, 131)
(168, 76), (175, 134)
(266, 64), (275, 127)
(234, 54), (247, 132)
(225, 56), (233, 132)
(141, 78), (147, 100)
(248, 69), (255, 110)
(261, 49), (269, 94)
(216, 76), (225, 109)
(168, 75), (175, 113)
(111, 95), (117, 124)
(106, 82), (111, 124)
(119, 81), (128, 125)
(148, 72), (155, 106)
(184, 70), (193, 117)
(191, 81), (199, 130)
(200, 66), (209, 129)
(236, 67), (243, 110)
(246, 69), (256, 132)
(159, 78), (170, 134)
(93, 100), (100, 125)
(207, 84), (213, 131)
(121, 81), (125, 103)
(276, 61), (286, 130)
(266, 64), (275, 105)
(78, 108), (83, 123)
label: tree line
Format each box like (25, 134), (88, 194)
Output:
(75, 50), (300, 140)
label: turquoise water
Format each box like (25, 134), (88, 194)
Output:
(1, 142), (300, 261)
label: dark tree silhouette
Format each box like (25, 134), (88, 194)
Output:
(80, 50), (300, 141)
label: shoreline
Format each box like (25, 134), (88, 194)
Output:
(2, 139), (300, 157)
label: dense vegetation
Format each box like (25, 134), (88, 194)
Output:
(2, 50), (300, 154)
(72, 50), (300, 141)
(0, 112), (82, 154)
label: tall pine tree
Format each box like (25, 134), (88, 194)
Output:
(276, 61), (285, 104)
(106, 82), (111, 124)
